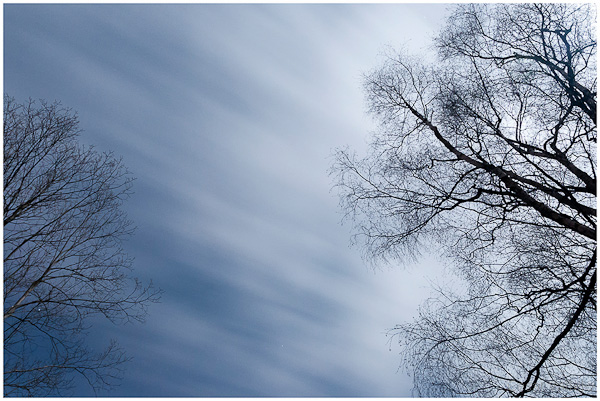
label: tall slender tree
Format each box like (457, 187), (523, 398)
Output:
(4, 95), (160, 396)
(332, 4), (596, 396)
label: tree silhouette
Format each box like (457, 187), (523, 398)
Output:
(332, 4), (596, 397)
(3, 95), (160, 396)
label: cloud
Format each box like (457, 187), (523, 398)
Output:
(4, 3), (449, 396)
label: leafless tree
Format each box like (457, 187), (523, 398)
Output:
(332, 4), (596, 397)
(3, 95), (160, 396)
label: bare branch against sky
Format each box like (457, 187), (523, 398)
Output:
(333, 3), (596, 397)
(3, 96), (161, 396)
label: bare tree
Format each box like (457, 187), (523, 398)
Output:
(332, 4), (596, 397)
(3, 95), (160, 396)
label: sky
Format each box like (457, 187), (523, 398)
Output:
(3, 3), (450, 397)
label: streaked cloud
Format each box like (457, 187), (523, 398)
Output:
(4, 3), (448, 396)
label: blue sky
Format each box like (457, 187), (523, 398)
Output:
(4, 4), (449, 396)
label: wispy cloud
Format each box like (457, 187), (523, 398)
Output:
(4, 3), (448, 396)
